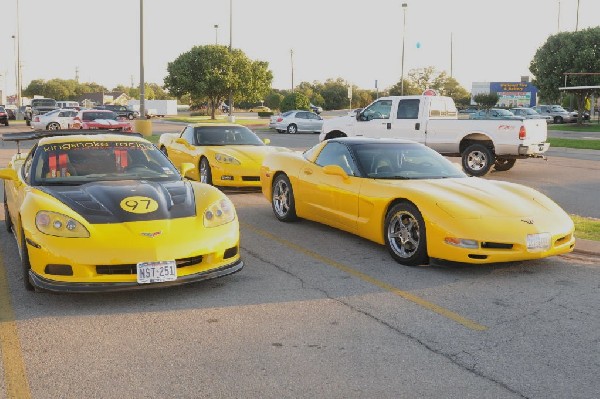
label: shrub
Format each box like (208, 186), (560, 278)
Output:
(280, 92), (310, 113)
(258, 111), (274, 117)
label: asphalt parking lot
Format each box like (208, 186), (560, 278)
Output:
(0, 120), (598, 398)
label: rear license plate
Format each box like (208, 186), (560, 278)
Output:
(137, 261), (177, 284)
(526, 233), (551, 251)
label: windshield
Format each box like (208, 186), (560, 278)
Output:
(353, 143), (466, 180)
(31, 140), (180, 186)
(551, 106), (568, 112)
(496, 109), (514, 116)
(82, 111), (118, 121)
(32, 99), (57, 107)
(194, 126), (264, 146)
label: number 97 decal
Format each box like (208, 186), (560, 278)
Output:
(119, 196), (159, 214)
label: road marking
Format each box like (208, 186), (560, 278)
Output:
(0, 250), (32, 399)
(242, 222), (488, 332)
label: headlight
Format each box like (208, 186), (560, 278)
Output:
(214, 153), (240, 165)
(203, 198), (236, 227)
(35, 211), (90, 238)
(444, 237), (479, 249)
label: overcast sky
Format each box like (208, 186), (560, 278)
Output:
(0, 0), (598, 99)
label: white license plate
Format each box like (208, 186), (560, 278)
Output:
(136, 261), (177, 284)
(526, 233), (551, 251)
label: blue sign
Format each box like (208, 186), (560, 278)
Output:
(490, 82), (539, 107)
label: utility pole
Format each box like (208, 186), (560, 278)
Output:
(228, 0), (233, 120)
(575, 0), (580, 31)
(557, 0), (561, 32)
(75, 66), (79, 82)
(290, 49), (294, 93)
(15, 0), (22, 107)
(450, 32), (453, 78)
(214, 24), (219, 45)
(139, 0), (145, 119)
(400, 3), (408, 96)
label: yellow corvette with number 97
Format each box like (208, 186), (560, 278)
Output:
(0, 131), (242, 293)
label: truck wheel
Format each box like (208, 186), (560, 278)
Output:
(26, 119), (31, 126)
(128, 113), (134, 120)
(462, 143), (495, 176)
(19, 223), (36, 292)
(494, 158), (516, 172)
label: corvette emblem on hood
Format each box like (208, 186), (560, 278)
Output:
(140, 231), (162, 238)
(521, 218), (534, 225)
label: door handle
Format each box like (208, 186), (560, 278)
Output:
(384, 122), (391, 129)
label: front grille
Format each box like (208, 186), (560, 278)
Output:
(241, 176), (260, 182)
(97, 255), (203, 275)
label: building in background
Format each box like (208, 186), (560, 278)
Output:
(471, 80), (539, 108)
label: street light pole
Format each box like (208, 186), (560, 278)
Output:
(214, 24), (219, 45)
(400, 2), (407, 96)
(228, 0), (233, 119)
(290, 49), (294, 93)
(575, 0), (580, 31)
(15, 0), (22, 107)
(139, 0), (145, 119)
(557, 0), (561, 32)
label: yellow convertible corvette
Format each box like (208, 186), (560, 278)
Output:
(261, 137), (575, 265)
(0, 130), (242, 292)
(159, 123), (288, 188)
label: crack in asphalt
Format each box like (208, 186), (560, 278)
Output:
(241, 246), (528, 398)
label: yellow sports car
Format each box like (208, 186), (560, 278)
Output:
(159, 123), (289, 188)
(0, 130), (242, 292)
(261, 137), (575, 265)
(248, 106), (271, 113)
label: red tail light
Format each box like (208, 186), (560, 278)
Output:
(519, 126), (526, 140)
(34, 116), (40, 122)
(277, 117), (283, 122)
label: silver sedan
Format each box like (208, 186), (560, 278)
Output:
(271, 110), (324, 134)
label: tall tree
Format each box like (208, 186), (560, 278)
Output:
(530, 27), (600, 122)
(164, 45), (272, 119)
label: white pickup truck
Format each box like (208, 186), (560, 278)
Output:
(319, 95), (550, 176)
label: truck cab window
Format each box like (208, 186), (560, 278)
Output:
(360, 100), (392, 121)
(397, 99), (420, 119)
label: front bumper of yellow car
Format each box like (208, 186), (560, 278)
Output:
(24, 217), (243, 292)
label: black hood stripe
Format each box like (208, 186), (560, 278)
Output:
(39, 180), (196, 224)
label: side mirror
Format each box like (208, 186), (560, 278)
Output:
(180, 163), (195, 179)
(175, 138), (188, 145)
(0, 168), (18, 181)
(263, 138), (271, 145)
(323, 164), (349, 179)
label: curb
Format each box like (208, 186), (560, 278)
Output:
(573, 238), (600, 256)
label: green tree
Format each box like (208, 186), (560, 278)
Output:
(320, 78), (349, 110)
(265, 91), (284, 110)
(530, 27), (600, 123)
(164, 45), (273, 119)
(473, 93), (499, 109)
(280, 92), (310, 112)
(388, 79), (421, 96)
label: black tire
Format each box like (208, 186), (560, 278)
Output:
(276, 129), (284, 134)
(494, 158), (517, 172)
(19, 224), (35, 291)
(287, 124), (298, 134)
(554, 116), (563, 124)
(384, 202), (428, 266)
(4, 120), (8, 126)
(25, 119), (31, 126)
(199, 157), (213, 185)
(3, 186), (12, 233)
(47, 122), (60, 130)
(160, 146), (168, 157)
(271, 174), (297, 222)
(127, 113), (134, 120)
(462, 143), (495, 177)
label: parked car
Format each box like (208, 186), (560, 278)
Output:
(0, 106), (9, 126)
(469, 108), (521, 120)
(158, 123), (289, 188)
(95, 104), (139, 120)
(56, 101), (81, 110)
(458, 107), (478, 114)
(248, 105), (271, 113)
(531, 105), (576, 124)
(6, 108), (16, 120)
(510, 107), (552, 123)
(25, 98), (59, 126)
(30, 109), (78, 130)
(70, 109), (133, 132)
(310, 103), (323, 114)
(260, 137), (575, 265)
(271, 110), (324, 134)
(0, 130), (243, 292)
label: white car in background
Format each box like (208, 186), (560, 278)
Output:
(270, 110), (324, 134)
(30, 109), (79, 130)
